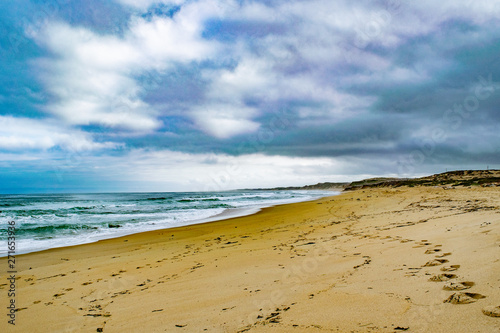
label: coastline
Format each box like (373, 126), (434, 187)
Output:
(8, 193), (338, 261)
(1, 186), (499, 332)
(0, 190), (339, 257)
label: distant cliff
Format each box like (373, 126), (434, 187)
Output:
(249, 182), (349, 191)
(344, 169), (500, 190)
(249, 169), (500, 192)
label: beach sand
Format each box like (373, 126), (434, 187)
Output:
(1, 186), (499, 332)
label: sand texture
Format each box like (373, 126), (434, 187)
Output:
(1, 186), (499, 332)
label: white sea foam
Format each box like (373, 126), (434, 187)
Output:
(0, 190), (339, 256)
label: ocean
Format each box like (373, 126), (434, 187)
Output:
(0, 190), (337, 256)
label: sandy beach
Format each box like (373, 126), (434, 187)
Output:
(1, 186), (499, 332)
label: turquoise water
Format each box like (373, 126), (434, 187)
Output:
(0, 190), (336, 256)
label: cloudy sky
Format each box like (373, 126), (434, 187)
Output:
(1, 0), (500, 193)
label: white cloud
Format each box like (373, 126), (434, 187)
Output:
(81, 148), (347, 191)
(30, 0), (500, 140)
(206, 58), (275, 102)
(0, 116), (117, 151)
(0, 153), (41, 162)
(191, 103), (260, 138)
(32, 4), (219, 132)
(189, 58), (272, 138)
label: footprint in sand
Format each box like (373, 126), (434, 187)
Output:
(444, 292), (486, 304)
(425, 248), (441, 254)
(440, 265), (460, 272)
(429, 274), (456, 282)
(443, 281), (475, 291)
(482, 305), (500, 317)
(436, 252), (452, 258)
(423, 259), (449, 267)
(413, 240), (432, 248)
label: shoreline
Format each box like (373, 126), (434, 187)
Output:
(1, 186), (499, 332)
(1, 190), (339, 257)
(12, 195), (331, 260)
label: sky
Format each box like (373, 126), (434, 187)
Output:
(1, 0), (500, 193)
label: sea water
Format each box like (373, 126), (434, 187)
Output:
(0, 190), (337, 256)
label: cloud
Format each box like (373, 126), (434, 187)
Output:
(31, 3), (219, 132)
(69, 148), (348, 191)
(0, 116), (117, 151)
(191, 104), (260, 138)
(115, 0), (186, 11)
(3, 0), (500, 192)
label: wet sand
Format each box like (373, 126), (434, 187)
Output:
(1, 186), (499, 332)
